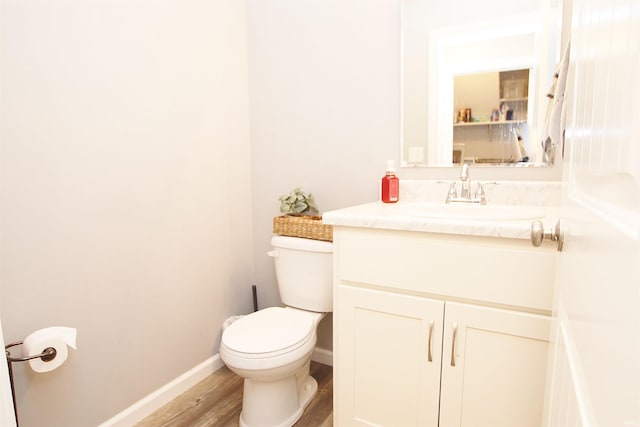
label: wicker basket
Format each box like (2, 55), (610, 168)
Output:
(273, 215), (333, 242)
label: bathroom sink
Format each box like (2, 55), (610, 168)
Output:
(389, 202), (545, 221)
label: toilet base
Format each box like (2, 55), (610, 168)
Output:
(238, 360), (318, 427)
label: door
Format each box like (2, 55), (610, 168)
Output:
(0, 316), (17, 426)
(335, 285), (444, 427)
(439, 302), (550, 427)
(544, 0), (640, 425)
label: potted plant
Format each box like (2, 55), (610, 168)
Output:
(274, 187), (332, 241)
(279, 187), (319, 216)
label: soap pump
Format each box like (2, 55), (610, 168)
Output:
(381, 160), (399, 203)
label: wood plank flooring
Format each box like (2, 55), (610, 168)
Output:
(136, 362), (333, 427)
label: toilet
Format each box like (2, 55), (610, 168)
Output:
(220, 235), (333, 427)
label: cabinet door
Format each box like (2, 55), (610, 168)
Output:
(335, 285), (444, 427)
(439, 302), (550, 427)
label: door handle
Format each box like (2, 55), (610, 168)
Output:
(531, 219), (565, 251)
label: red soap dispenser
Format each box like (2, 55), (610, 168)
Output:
(381, 160), (399, 203)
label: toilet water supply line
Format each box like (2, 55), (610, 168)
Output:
(252, 284), (258, 312)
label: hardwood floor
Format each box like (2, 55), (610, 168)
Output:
(136, 362), (333, 427)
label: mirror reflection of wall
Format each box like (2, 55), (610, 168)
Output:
(400, 0), (563, 168)
(453, 69), (531, 164)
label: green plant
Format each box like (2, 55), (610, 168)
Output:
(279, 187), (319, 215)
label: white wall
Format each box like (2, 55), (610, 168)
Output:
(246, 0), (400, 348)
(0, 1), (253, 426)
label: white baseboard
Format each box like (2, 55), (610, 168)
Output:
(97, 354), (225, 427)
(311, 347), (333, 366)
(99, 346), (333, 426)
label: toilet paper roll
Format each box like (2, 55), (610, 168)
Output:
(22, 327), (77, 373)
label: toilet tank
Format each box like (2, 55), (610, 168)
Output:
(269, 236), (333, 312)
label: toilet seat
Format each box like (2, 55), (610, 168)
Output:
(222, 307), (315, 359)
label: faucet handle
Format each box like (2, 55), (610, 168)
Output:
(474, 181), (496, 205)
(474, 183), (487, 205)
(445, 182), (457, 203)
(436, 180), (458, 203)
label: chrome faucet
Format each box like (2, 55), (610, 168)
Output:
(444, 164), (489, 205)
(459, 163), (471, 199)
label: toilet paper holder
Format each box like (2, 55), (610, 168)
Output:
(5, 341), (58, 426)
(5, 340), (57, 363)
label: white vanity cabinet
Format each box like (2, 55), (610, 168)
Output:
(439, 302), (550, 427)
(333, 226), (556, 427)
(337, 285), (444, 426)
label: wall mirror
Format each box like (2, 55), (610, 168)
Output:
(401, 0), (564, 168)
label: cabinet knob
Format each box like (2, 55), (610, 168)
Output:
(530, 219), (564, 252)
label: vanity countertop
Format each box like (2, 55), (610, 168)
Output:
(323, 180), (562, 240)
(323, 201), (561, 240)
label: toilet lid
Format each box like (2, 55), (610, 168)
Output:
(223, 307), (315, 355)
